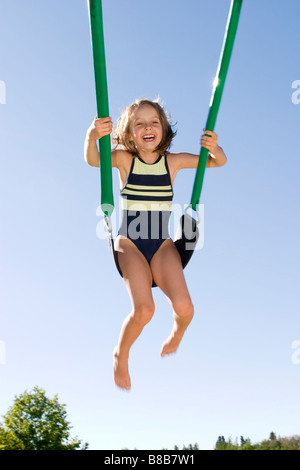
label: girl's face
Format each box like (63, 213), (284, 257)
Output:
(130, 104), (163, 154)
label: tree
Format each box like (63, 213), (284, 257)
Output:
(0, 427), (25, 450)
(215, 436), (239, 450)
(214, 432), (300, 450)
(0, 386), (88, 450)
(172, 443), (200, 450)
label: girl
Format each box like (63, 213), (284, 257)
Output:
(84, 99), (227, 390)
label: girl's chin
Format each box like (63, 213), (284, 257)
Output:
(137, 144), (158, 152)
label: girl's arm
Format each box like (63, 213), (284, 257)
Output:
(84, 117), (113, 167)
(208, 147), (227, 167)
(169, 130), (227, 174)
(84, 134), (100, 167)
(201, 130), (227, 168)
(84, 117), (129, 170)
(84, 118), (132, 190)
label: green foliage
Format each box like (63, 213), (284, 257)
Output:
(0, 386), (88, 450)
(172, 433), (300, 451)
(215, 436), (241, 450)
(214, 432), (300, 450)
(171, 443), (200, 450)
(0, 427), (25, 450)
(182, 443), (200, 450)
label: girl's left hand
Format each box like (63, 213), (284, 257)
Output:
(201, 129), (218, 154)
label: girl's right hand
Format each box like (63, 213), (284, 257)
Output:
(88, 117), (113, 140)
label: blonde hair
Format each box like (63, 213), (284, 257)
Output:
(113, 98), (176, 156)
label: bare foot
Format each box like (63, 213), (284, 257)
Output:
(113, 348), (131, 390)
(160, 331), (183, 357)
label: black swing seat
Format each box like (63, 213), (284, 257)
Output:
(105, 211), (200, 288)
(174, 211), (199, 270)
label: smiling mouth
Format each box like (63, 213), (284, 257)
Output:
(143, 134), (155, 142)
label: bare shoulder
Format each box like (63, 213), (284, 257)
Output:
(111, 149), (133, 169)
(166, 152), (199, 171)
(165, 152), (196, 185)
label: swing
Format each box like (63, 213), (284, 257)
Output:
(87, 0), (243, 286)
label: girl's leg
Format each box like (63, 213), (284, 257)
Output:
(150, 239), (194, 356)
(113, 236), (155, 390)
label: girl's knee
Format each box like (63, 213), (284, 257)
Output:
(132, 302), (155, 326)
(173, 296), (194, 319)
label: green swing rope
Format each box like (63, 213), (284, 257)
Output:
(88, 0), (114, 217)
(190, 0), (243, 211)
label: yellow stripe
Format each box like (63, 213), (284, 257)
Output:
(126, 183), (172, 191)
(133, 157), (167, 175)
(122, 189), (173, 197)
(121, 199), (172, 211)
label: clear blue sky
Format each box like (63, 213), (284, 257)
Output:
(1, 0), (300, 450)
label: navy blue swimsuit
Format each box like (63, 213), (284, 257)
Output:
(118, 154), (174, 264)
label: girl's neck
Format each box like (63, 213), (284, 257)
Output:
(137, 149), (160, 164)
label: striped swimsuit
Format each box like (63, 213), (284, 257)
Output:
(118, 154), (174, 264)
